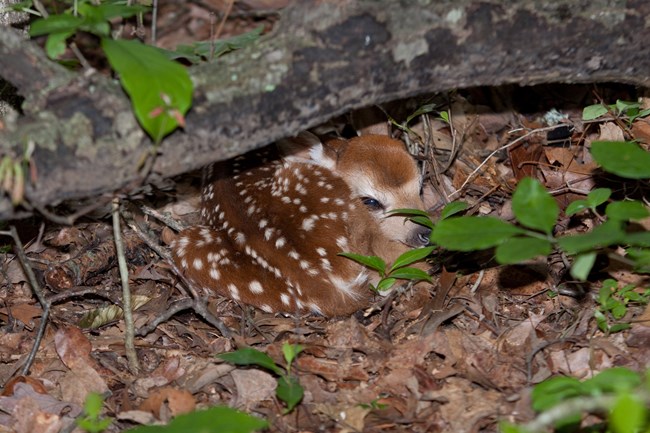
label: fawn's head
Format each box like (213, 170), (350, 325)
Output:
(308, 134), (431, 249)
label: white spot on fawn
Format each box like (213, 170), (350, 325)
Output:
(275, 237), (286, 249)
(209, 268), (220, 280)
(228, 284), (240, 301)
(316, 247), (327, 257)
(249, 281), (264, 294)
(193, 258), (203, 271)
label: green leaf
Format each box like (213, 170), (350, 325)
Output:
(389, 246), (434, 272)
(431, 216), (525, 251)
(276, 375), (303, 413)
(440, 201), (468, 219)
(407, 215), (435, 230)
(531, 376), (583, 411)
(582, 104), (609, 120)
(169, 26), (264, 62)
(83, 392), (104, 417)
(565, 199), (588, 216)
(124, 406), (268, 433)
(495, 237), (552, 264)
(610, 393), (646, 433)
(512, 177), (559, 234)
(29, 14), (84, 37)
(591, 141), (650, 179)
(623, 231), (650, 247)
(615, 99), (639, 115)
(609, 323), (631, 333)
(388, 208), (431, 217)
(282, 343), (303, 368)
(570, 252), (597, 281)
(375, 277), (397, 292)
(338, 252), (386, 273)
(218, 348), (283, 376)
(80, 3), (149, 21)
(583, 368), (641, 394)
(557, 220), (625, 254)
(45, 30), (73, 59)
(586, 188), (611, 208)
(388, 267), (432, 282)
(101, 38), (192, 143)
(605, 200), (650, 221)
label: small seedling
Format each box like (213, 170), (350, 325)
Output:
(595, 279), (650, 334)
(219, 343), (305, 413)
(77, 392), (112, 433)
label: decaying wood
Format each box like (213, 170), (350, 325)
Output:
(1, 0), (649, 220)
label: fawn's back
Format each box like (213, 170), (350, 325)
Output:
(172, 134), (430, 316)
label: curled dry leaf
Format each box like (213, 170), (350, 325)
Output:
(139, 387), (196, 420)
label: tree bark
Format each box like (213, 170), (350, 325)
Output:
(1, 0), (649, 220)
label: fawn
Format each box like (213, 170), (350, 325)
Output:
(171, 134), (431, 316)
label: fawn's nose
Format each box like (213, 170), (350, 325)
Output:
(409, 225), (432, 247)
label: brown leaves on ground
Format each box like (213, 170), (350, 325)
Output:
(1, 76), (650, 433)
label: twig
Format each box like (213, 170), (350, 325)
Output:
(112, 198), (140, 374)
(3, 226), (50, 376)
(448, 124), (567, 200)
(139, 204), (186, 232)
(213, 0), (234, 44)
(150, 0), (158, 45)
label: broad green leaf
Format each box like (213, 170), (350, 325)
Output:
(583, 367), (641, 394)
(431, 216), (525, 251)
(375, 277), (397, 292)
(282, 343), (303, 368)
(124, 406), (268, 433)
(498, 422), (526, 433)
(586, 188), (611, 208)
(512, 177), (558, 234)
(101, 38), (192, 143)
(627, 248), (650, 272)
(582, 104), (609, 120)
(388, 267), (432, 282)
(623, 231), (650, 247)
(407, 215), (435, 230)
(531, 376), (583, 411)
(338, 252), (386, 273)
(609, 323), (632, 332)
(45, 31), (73, 59)
(495, 237), (552, 264)
(605, 200), (649, 221)
(389, 246), (434, 272)
(277, 375), (303, 413)
(81, 3), (149, 21)
(615, 99), (639, 115)
(611, 393), (645, 433)
(570, 252), (597, 281)
(29, 14), (84, 37)
(565, 199), (588, 216)
(218, 348), (283, 375)
(167, 26), (264, 62)
(440, 201), (468, 219)
(557, 220), (625, 254)
(83, 392), (104, 417)
(591, 141), (650, 179)
(388, 208), (431, 217)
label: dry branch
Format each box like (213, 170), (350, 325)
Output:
(1, 0), (649, 219)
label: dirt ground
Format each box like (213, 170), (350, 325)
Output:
(1, 2), (650, 432)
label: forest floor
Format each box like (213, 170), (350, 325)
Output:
(1, 1), (649, 433)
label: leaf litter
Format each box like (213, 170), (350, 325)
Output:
(1, 4), (650, 432)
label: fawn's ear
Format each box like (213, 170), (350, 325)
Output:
(310, 137), (348, 170)
(278, 131), (345, 170)
(277, 131), (322, 163)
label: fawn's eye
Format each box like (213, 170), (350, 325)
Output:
(361, 197), (383, 211)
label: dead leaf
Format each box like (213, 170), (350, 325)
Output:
(54, 326), (93, 370)
(139, 387), (196, 420)
(597, 122), (625, 142)
(231, 369), (276, 410)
